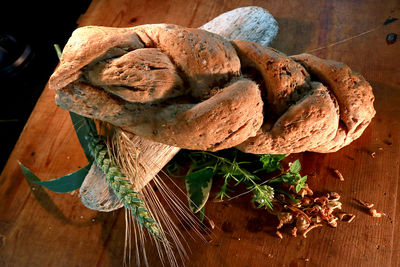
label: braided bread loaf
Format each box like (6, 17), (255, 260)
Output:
(49, 24), (375, 154)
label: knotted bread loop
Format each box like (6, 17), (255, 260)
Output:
(49, 24), (375, 154)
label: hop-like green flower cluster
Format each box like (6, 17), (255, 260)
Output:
(253, 185), (275, 209)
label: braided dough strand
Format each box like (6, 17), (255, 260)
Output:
(50, 24), (375, 154)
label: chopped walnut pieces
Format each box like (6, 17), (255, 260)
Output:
(298, 185), (313, 198)
(301, 196), (312, 206)
(287, 206), (311, 224)
(329, 192), (340, 201)
(303, 185), (314, 196)
(267, 187), (353, 238)
(277, 212), (294, 229)
(311, 215), (322, 224)
(298, 189), (307, 198)
(327, 200), (342, 210)
(314, 196), (329, 205)
(327, 218), (338, 228)
(333, 169), (345, 181)
(290, 184), (313, 198)
(296, 215), (311, 232)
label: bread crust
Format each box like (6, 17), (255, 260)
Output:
(50, 25), (375, 154)
(232, 40), (311, 116)
(292, 54), (376, 152)
(237, 82), (339, 153)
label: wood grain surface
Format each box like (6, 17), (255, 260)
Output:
(1, 0), (399, 266)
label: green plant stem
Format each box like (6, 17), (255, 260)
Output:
(200, 152), (274, 208)
(200, 151), (261, 187)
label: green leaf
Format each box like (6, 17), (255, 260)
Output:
(295, 183), (302, 193)
(184, 168), (214, 213)
(289, 160), (301, 173)
(19, 162), (90, 193)
(300, 175), (307, 184)
(53, 44), (62, 60)
(69, 112), (97, 162)
(258, 154), (286, 173)
(199, 206), (205, 222)
(295, 175), (308, 193)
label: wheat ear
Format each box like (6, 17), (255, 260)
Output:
(86, 132), (162, 238)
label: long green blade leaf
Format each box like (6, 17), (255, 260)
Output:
(19, 162), (90, 193)
(69, 112), (97, 162)
(184, 168), (214, 213)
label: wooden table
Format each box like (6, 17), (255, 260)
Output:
(1, 0), (399, 266)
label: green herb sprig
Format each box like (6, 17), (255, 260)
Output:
(168, 149), (307, 217)
(267, 160), (308, 194)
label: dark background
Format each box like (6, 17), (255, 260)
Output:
(0, 1), (92, 170)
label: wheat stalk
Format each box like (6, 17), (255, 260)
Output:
(108, 127), (213, 267)
(86, 132), (162, 238)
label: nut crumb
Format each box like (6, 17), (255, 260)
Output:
(302, 224), (322, 238)
(276, 230), (283, 239)
(205, 218), (215, 229)
(347, 214), (356, 223)
(369, 209), (385, 218)
(336, 212), (346, 221)
(206, 237), (214, 243)
(358, 200), (374, 209)
(329, 192), (340, 201)
(358, 200), (386, 218)
(370, 152), (376, 158)
(291, 227), (297, 237)
(337, 213), (355, 223)
(328, 218), (338, 228)
(277, 212), (294, 229)
(333, 169), (345, 181)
